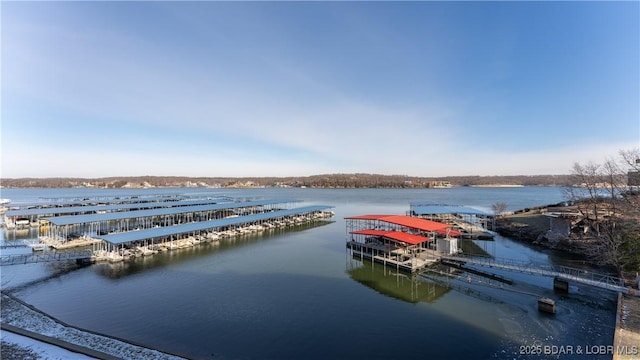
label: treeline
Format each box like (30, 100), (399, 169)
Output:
(0, 174), (572, 188)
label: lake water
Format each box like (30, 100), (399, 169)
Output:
(0, 187), (617, 359)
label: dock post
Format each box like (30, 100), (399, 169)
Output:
(538, 298), (556, 314)
(553, 277), (569, 293)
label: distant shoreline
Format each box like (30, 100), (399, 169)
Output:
(0, 174), (571, 189)
(468, 184), (525, 188)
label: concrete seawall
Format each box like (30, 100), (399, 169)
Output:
(613, 293), (640, 360)
(1, 323), (120, 360)
(0, 292), (187, 360)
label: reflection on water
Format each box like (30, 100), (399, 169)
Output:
(2, 227), (40, 242)
(93, 221), (333, 279)
(348, 252), (617, 360)
(347, 258), (450, 303)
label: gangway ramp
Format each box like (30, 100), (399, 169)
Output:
(441, 255), (631, 294)
(0, 250), (93, 266)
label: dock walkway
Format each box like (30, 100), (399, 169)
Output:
(442, 255), (633, 294)
(449, 219), (494, 238)
(348, 241), (440, 272)
(0, 250), (92, 266)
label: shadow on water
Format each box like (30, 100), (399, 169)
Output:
(2, 261), (87, 293)
(94, 220), (333, 279)
(347, 256), (617, 360)
(347, 257), (521, 308)
(460, 238), (494, 257)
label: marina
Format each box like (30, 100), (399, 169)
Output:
(0, 187), (623, 359)
(2, 194), (238, 229)
(1, 193), (334, 264)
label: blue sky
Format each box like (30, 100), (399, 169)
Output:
(2, 1), (638, 178)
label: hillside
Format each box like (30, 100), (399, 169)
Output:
(0, 174), (571, 189)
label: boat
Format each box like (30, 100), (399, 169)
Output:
(28, 243), (47, 251)
(15, 218), (30, 228)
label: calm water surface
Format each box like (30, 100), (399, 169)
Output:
(0, 187), (617, 359)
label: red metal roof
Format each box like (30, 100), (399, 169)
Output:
(381, 215), (450, 231)
(350, 229), (430, 245)
(345, 214), (450, 232)
(350, 229), (389, 236)
(344, 215), (392, 220)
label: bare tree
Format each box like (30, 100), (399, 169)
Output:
(566, 161), (604, 235)
(619, 148), (640, 171)
(564, 148), (640, 272)
(491, 201), (508, 218)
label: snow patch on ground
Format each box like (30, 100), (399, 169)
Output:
(1, 330), (92, 359)
(1, 293), (187, 360)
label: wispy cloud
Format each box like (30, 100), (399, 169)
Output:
(2, 2), (638, 178)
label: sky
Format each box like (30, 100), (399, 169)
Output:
(1, 1), (639, 178)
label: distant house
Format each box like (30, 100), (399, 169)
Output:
(628, 159), (640, 186)
(427, 181), (451, 188)
(546, 214), (572, 237)
(629, 171), (640, 186)
(629, 159), (640, 186)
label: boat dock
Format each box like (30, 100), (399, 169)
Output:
(345, 214), (462, 273)
(345, 202), (636, 297)
(408, 203), (495, 239)
(2, 193), (235, 230)
(2, 193), (334, 265)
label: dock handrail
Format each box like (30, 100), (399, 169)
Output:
(441, 254), (628, 293)
(0, 245), (31, 249)
(0, 249), (93, 266)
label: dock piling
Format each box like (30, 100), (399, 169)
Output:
(553, 277), (569, 293)
(538, 297), (556, 314)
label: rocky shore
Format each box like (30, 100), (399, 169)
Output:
(495, 202), (640, 289)
(494, 207), (581, 253)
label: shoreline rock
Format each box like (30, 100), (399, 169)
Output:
(495, 213), (583, 255)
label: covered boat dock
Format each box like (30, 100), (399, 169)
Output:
(3, 196), (235, 229)
(408, 203), (495, 239)
(4, 192), (335, 263)
(40, 199), (301, 242)
(91, 205), (334, 262)
(345, 215), (461, 272)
